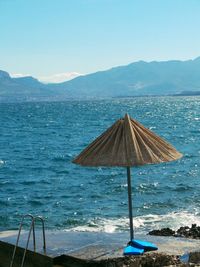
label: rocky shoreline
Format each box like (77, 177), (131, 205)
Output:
(53, 252), (200, 267)
(53, 225), (200, 267)
(2, 229), (200, 267)
(149, 224), (200, 239)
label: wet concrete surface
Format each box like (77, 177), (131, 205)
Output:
(1, 230), (200, 260)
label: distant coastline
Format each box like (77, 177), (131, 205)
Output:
(1, 57), (200, 101)
(174, 91), (200, 96)
(1, 94), (200, 104)
(114, 91), (200, 98)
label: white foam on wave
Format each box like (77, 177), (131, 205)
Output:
(65, 210), (200, 233)
(140, 210), (200, 231)
(0, 160), (5, 165)
(0, 230), (20, 238)
(64, 218), (129, 233)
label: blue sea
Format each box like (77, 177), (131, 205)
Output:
(1, 96), (200, 234)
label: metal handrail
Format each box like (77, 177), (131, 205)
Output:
(34, 216), (46, 255)
(10, 214), (36, 267)
(20, 220), (35, 267)
(10, 214), (46, 267)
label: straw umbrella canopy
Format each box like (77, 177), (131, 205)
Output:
(73, 114), (182, 241)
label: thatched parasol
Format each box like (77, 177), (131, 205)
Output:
(73, 113), (182, 241)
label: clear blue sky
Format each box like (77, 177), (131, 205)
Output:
(1, 0), (200, 78)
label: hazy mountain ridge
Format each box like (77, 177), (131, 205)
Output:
(1, 57), (200, 101)
(0, 71), (61, 101)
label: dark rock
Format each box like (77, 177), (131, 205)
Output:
(149, 227), (175, 236)
(53, 255), (92, 267)
(176, 224), (200, 239)
(189, 251), (200, 264)
(176, 226), (190, 237)
(138, 253), (181, 267)
(53, 253), (181, 267)
(149, 224), (200, 239)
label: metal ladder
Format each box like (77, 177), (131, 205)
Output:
(10, 214), (46, 267)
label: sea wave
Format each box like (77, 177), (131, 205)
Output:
(64, 210), (200, 234)
(0, 160), (5, 165)
(1, 98), (200, 230)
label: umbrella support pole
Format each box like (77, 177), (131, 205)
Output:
(127, 167), (134, 241)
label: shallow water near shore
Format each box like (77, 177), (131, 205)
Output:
(0, 96), (200, 233)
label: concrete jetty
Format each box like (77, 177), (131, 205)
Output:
(1, 230), (200, 266)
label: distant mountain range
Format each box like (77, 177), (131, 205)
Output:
(1, 57), (200, 102)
